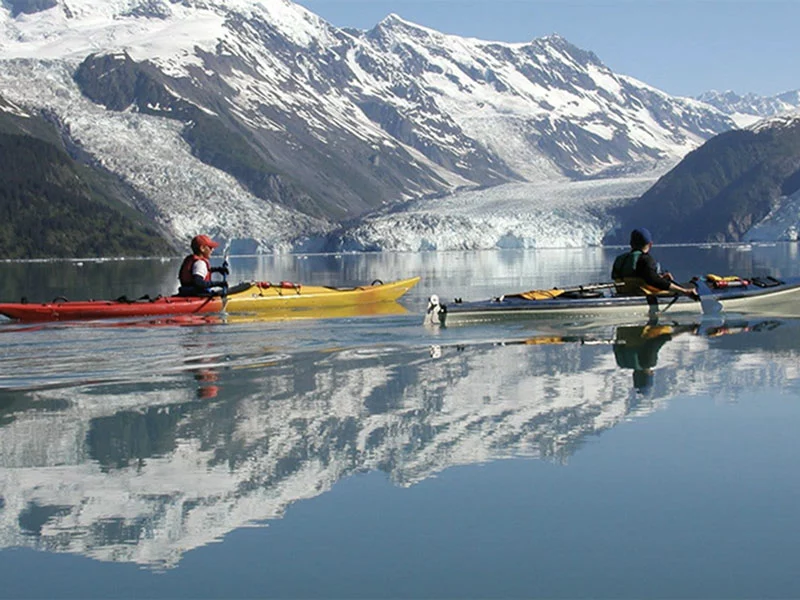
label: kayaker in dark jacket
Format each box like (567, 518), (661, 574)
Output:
(177, 234), (229, 296)
(611, 228), (696, 297)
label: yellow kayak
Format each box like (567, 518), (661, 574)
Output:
(224, 276), (420, 312)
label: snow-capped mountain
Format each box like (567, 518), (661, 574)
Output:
(0, 0), (742, 250)
(697, 89), (800, 123)
(341, 109), (800, 251)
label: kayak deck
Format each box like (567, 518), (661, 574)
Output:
(0, 277), (420, 322)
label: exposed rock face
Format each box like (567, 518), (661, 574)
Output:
(6, 0), (57, 17)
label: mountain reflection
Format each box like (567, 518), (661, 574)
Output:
(1, 316), (799, 568)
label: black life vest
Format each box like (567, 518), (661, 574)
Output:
(611, 250), (642, 280)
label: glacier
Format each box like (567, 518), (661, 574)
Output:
(0, 60), (331, 251)
(744, 189), (800, 243)
(301, 175), (660, 252)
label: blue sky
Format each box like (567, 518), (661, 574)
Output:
(295, 0), (798, 98)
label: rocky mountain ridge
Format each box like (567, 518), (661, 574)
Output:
(1, 0), (783, 255)
(697, 89), (800, 119)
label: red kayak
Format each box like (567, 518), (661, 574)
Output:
(0, 294), (222, 322)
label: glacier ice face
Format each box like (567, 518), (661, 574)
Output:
(310, 177), (659, 252)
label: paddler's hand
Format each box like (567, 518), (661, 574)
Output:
(208, 281), (228, 295)
(684, 287), (700, 301)
(669, 282), (697, 299)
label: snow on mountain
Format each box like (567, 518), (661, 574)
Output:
(359, 16), (731, 179)
(1, 0), (321, 61)
(697, 89), (800, 127)
(1, 0), (477, 248)
(0, 0), (748, 251)
(748, 108), (800, 133)
(0, 92), (27, 116)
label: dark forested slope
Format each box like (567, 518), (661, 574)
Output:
(0, 105), (175, 259)
(606, 115), (800, 243)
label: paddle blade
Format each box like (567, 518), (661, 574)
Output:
(695, 279), (724, 316)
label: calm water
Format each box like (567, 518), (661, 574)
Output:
(2, 244), (800, 599)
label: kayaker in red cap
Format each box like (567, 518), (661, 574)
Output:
(177, 234), (230, 296)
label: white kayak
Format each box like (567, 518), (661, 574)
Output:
(426, 275), (800, 326)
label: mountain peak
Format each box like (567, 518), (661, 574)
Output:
(2, 0), (780, 252)
(380, 12), (404, 24)
(374, 12), (443, 38)
(540, 32), (566, 42)
(531, 32), (602, 66)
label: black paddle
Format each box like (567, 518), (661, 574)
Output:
(657, 281), (699, 316)
(220, 240), (231, 313)
(655, 269), (705, 316)
(656, 293), (681, 315)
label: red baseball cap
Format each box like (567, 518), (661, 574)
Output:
(191, 234), (220, 250)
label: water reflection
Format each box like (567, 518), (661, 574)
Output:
(613, 323), (697, 394)
(1, 315), (799, 569)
